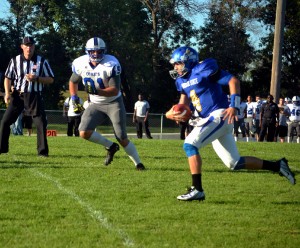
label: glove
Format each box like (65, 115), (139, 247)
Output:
(71, 95), (84, 114)
(85, 82), (97, 94)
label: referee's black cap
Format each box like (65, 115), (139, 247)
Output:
(22, 36), (35, 45)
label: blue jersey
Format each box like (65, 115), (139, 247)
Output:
(175, 58), (233, 118)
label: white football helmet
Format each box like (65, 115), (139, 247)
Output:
(292, 96), (300, 106)
(284, 97), (292, 104)
(85, 37), (106, 63)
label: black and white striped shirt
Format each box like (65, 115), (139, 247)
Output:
(5, 54), (54, 93)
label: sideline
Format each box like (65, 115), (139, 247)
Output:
(30, 169), (135, 247)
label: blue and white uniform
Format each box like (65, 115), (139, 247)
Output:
(71, 54), (127, 140)
(175, 58), (240, 169)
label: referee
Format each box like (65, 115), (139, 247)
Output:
(0, 36), (54, 156)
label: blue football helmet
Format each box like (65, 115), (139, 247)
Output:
(169, 46), (199, 79)
(85, 37), (106, 63)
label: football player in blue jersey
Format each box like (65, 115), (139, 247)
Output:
(166, 46), (296, 201)
(68, 37), (145, 170)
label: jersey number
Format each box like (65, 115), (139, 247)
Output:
(83, 78), (105, 89)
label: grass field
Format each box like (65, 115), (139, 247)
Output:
(0, 136), (299, 248)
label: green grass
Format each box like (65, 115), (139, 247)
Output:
(0, 137), (299, 248)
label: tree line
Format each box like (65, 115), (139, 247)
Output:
(0, 0), (299, 112)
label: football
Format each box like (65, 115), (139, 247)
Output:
(171, 104), (192, 122)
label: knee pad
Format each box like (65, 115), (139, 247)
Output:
(232, 157), (245, 170)
(183, 143), (199, 157)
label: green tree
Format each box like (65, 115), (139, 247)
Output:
(252, 0), (300, 98)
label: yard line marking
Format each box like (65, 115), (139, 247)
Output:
(31, 169), (135, 247)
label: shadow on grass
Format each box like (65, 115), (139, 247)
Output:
(271, 201), (300, 205)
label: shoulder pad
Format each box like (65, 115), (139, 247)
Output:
(194, 58), (218, 77)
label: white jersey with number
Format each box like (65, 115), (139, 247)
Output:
(253, 101), (262, 120)
(287, 103), (300, 122)
(71, 54), (121, 104)
(246, 101), (256, 118)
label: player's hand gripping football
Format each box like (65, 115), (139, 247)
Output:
(71, 95), (85, 114)
(165, 104), (192, 123)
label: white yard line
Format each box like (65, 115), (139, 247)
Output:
(31, 169), (135, 247)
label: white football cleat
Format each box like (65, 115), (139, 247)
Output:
(177, 186), (205, 201)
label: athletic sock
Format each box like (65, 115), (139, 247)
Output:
(192, 174), (203, 192)
(88, 131), (113, 148)
(262, 160), (280, 172)
(124, 141), (141, 165)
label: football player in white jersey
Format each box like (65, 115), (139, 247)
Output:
(253, 95), (262, 141)
(68, 37), (145, 170)
(287, 96), (300, 143)
(166, 47), (295, 201)
(245, 95), (256, 141)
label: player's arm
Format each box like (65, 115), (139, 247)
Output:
(222, 76), (240, 124)
(69, 73), (84, 114)
(97, 75), (120, 97)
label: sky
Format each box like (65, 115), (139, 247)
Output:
(0, 0), (264, 48)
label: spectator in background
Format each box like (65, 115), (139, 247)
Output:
(23, 114), (33, 136)
(233, 99), (247, 141)
(10, 113), (23, 135)
(259, 94), (279, 142)
(275, 97), (290, 143)
(245, 95), (255, 142)
(253, 95), (262, 141)
(286, 96), (300, 143)
(83, 95), (91, 109)
(0, 36), (54, 156)
(133, 93), (153, 139)
(63, 95), (83, 137)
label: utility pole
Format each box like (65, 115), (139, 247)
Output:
(270, 0), (286, 102)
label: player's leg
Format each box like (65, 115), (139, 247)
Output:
(213, 132), (295, 184)
(296, 123), (300, 143)
(177, 110), (229, 201)
(108, 98), (145, 170)
(79, 103), (119, 164)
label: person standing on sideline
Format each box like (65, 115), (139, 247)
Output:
(133, 93), (153, 139)
(259, 94), (279, 142)
(253, 95), (262, 141)
(286, 96), (300, 143)
(23, 114), (33, 136)
(83, 95), (92, 109)
(68, 37), (145, 170)
(0, 36), (54, 156)
(63, 96), (83, 137)
(10, 113), (23, 135)
(165, 46), (295, 201)
(245, 95), (256, 142)
(275, 97), (290, 143)
(233, 99), (247, 141)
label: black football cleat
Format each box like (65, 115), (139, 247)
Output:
(104, 143), (120, 166)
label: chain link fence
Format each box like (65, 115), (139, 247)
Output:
(0, 109), (182, 140)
